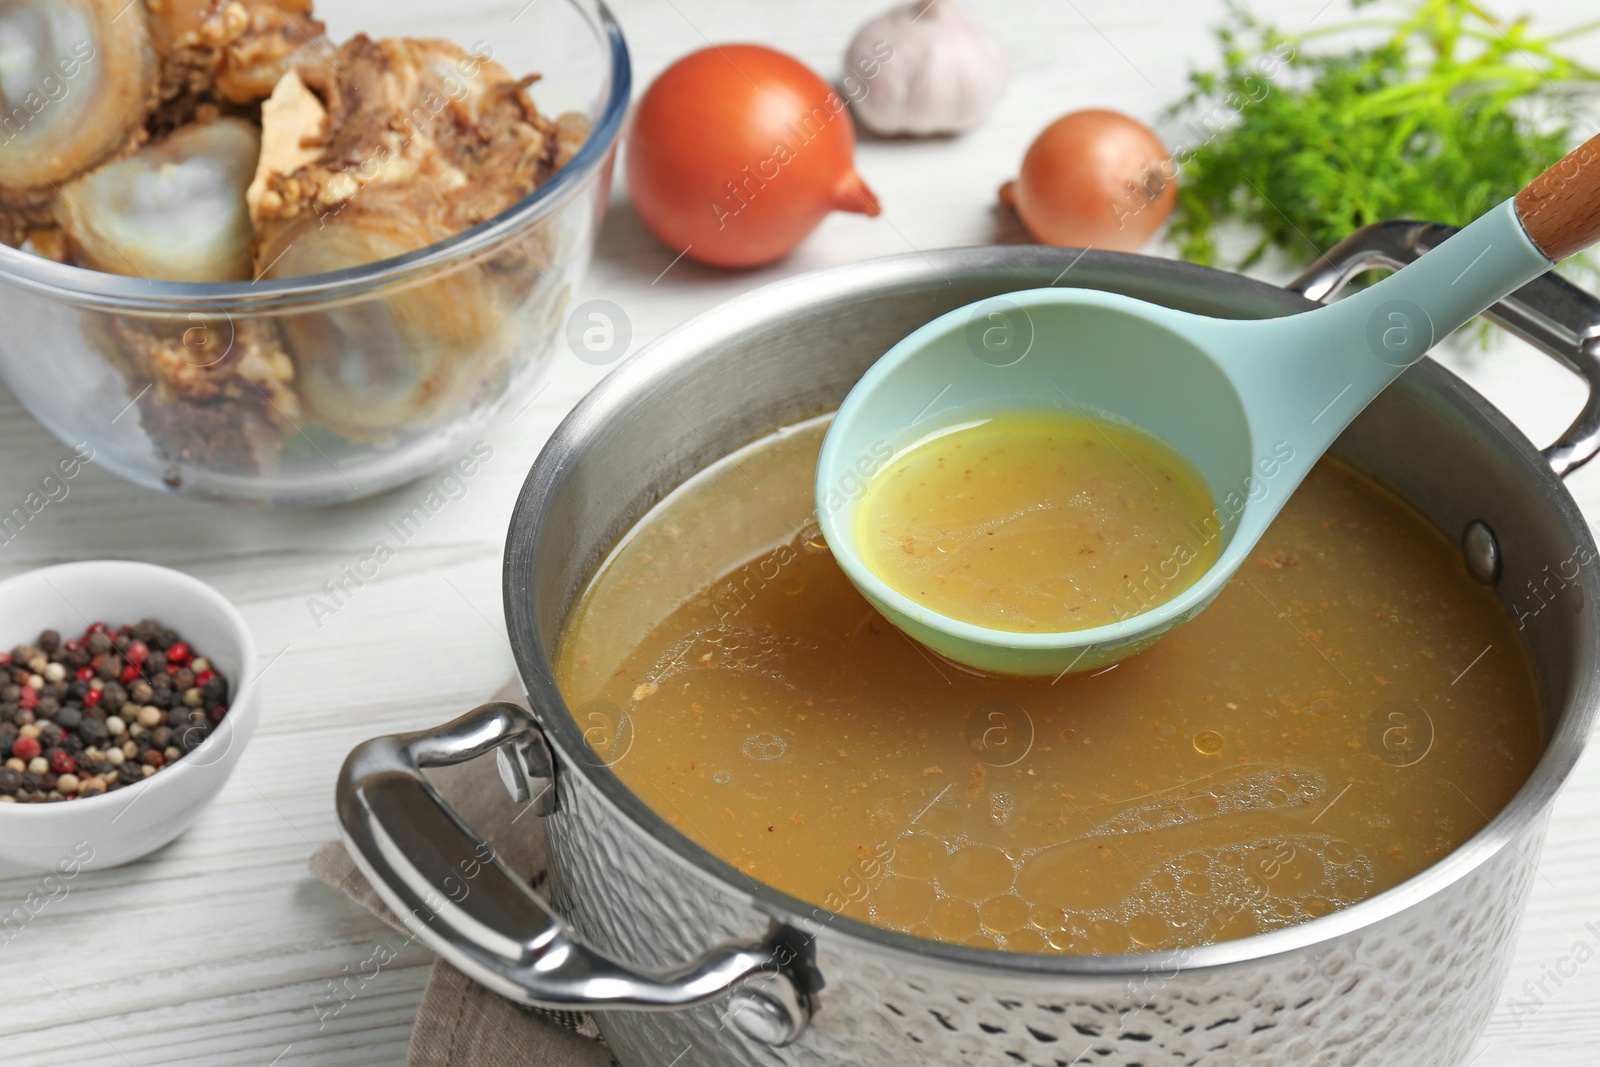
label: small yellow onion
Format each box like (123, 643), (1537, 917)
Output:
(1000, 109), (1176, 253)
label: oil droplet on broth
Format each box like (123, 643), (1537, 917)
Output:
(937, 844), (1014, 901)
(852, 410), (1221, 633)
(979, 894), (1031, 935)
(1126, 911), (1171, 947)
(1324, 841), (1359, 866)
(871, 876), (937, 927)
(1193, 729), (1225, 755)
(890, 832), (945, 880)
(928, 897), (981, 941)
(1006, 927), (1047, 953)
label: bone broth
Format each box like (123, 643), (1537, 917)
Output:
(554, 417), (1541, 954)
(853, 410), (1219, 631)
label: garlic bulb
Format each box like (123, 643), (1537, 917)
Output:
(844, 0), (1008, 137)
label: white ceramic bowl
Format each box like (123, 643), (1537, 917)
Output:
(0, 561), (258, 874)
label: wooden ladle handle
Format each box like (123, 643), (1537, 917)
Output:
(1516, 130), (1600, 261)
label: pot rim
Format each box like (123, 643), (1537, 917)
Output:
(507, 244), (1600, 977)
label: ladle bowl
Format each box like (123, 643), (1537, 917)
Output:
(819, 136), (1600, 676)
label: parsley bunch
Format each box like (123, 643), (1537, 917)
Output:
(1169, 0), (1600, 271)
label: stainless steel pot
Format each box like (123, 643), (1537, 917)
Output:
(338, 226), (1600, 1067)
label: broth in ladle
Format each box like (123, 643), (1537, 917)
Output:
(853, 410), (1219, 632)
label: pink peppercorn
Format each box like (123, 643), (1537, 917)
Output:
(18, 687), (37, 710)
(83, 689), (102, 708)
(49, 751), (75, 774)
(167, 642), (191, 666)
(120, 664), (141, 683)
(11, 736), (40, 762)
(75, 667), (95, 682)
(126, 640), (149, 664)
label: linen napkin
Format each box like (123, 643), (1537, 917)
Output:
(309, 680), (619, 1067)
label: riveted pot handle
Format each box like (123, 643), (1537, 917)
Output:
(336, 701), (809, 1044)
(1289, 219), (1600, 477)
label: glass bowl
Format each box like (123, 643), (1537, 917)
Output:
(0, 0), (630, 506)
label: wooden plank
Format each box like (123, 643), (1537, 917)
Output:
(2, 1), (1598, 1063)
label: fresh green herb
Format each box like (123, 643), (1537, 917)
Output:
(1168, 0), (1600, 272)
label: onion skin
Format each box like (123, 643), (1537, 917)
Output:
(1001, 109), (1176, 253)
(627, 44), (880, 269)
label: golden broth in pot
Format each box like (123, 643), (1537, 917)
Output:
(554, 417), (1541, 954)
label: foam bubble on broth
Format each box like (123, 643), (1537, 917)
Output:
(554, 417), (1542, 955)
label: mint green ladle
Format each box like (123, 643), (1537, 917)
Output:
(818, 134), (1600, 677)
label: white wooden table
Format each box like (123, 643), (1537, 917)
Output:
(3, 1), (1598, 1063)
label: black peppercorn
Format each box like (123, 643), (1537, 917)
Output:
(86, 633), (111, 657)
(0, 767), (19, 794)
(37, 630), (60, 654)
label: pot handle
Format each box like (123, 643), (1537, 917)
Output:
(1288, 219), (1600, 477)
(335, 701), (809, 1046)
